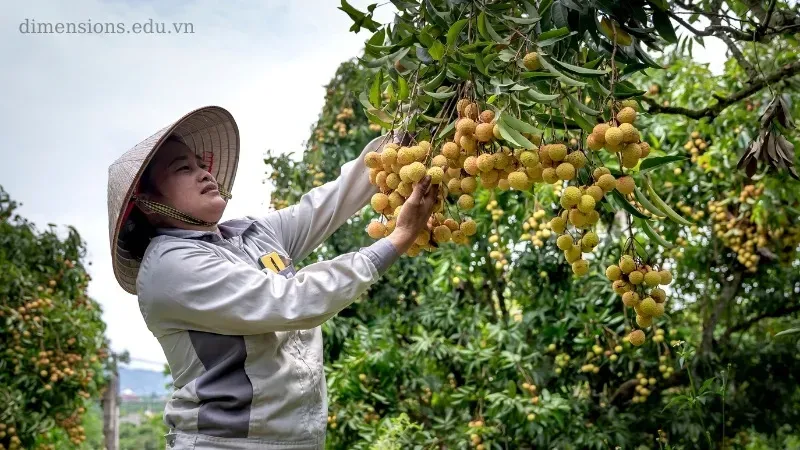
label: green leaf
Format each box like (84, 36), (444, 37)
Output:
(537, 56), (586, 87)
(552, 58), (609, 77)
(775, 328), (800, 337)
(497, 118), (536, 149)
(652, 10), (678, 44)
(534, 113), (581, 129)
(364, 109), (393, 128)
(370, 69), (383, 107)
(449, 64), (470, 80)
(537, 26), (570, 42)
(636, 217), (673, 248)
(639, 155), (688, 172)
(422, 66), (448, 91)
(447, 18), (469, 48)
(503, 14), (540, 25)
(398, 76), (409, 101)
(566, 103), (594, 134)
(429, 40), (446, 61)
(423, 88), (457, 100)
(566, 91), (601, 116)
(610, 190), (649, 219)
(519, 71), (559, 80)
(634, 186), (666, 219)
(645, 176), (693, 226)
(477, 11), (508, 44)
(523, 88), (561, 103)
(500, 112), (542, 134)
(338, 0), (381, 32)
(538, 29), (577, 47)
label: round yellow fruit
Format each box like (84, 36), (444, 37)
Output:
(557, 234), (573, 251)
(639, 297), (658, 316)
(587, 133), (604, 151)
(581, 231), (599, 250)
(475, 123), (494, 142)
(542, 167), (559, 184)
(431, 154), (448, 168)
(556, 162), (576, 180)
(651, 288), (666, 303)
(628, 270), (644, 285)
(427, 167), (444, 184)
(461, 176), (478, 194)
(619, 255), (636, 274)
(442, 142), (459, 159)
(619, 123), (640, 143)
(659, 270), (673, 285)
(605, 127), (624, 147)
(463, 156), (479, 175)
(562, 186), (582, 207)
(479, 110), (495, 123)
(578, 195), (596, 214)
(458, 194), (475, 209)
(477, 154), (494, 172)
(508, 171), (530, 190)
(550, 216), (567, 234)
(365, 151), (382, 168)
(464, 103), (479, 120)
(616, 107), (637, 124)
(644, 271), (661, 287)
(566, 151), (587, 169)
(597, 174), (617, 192)
(371, 193), (389, 212)
(433, 225), (452, 243)
(629, 330), (646, 346)
(520, 151), (539, 168)
(622, 291), (640, 307)
(522, 52), (541, 70)
(548, 144), (568, 162)
(606, 265), (622, 281)
(586, 185), (605, 202)
(636, 314), (652, 328)
(572, 260), (589, 276)
(460, 219), (477, 236)
(457, 118), (477, 135)
(593, 167), (611, 180)
(616, 176), (635, 196)
(367, 221), (386, 239)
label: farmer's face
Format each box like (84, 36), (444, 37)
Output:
(142, 139), (226, 229)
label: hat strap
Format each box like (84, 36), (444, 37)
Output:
(132, 187), (232, 227)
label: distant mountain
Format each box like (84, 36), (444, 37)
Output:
(118, 367), (173, 397)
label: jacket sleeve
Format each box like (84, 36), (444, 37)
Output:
(137, 237), (399, 336)
(261, 135), (387, 263)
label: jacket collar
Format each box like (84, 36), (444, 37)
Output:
(155, 218), (256, 241)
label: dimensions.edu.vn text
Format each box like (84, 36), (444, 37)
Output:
(19, 19), (195, 35)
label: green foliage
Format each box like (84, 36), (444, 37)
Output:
(119, 413), (167, 450)
(262, 1), (800, 449)
(0, 185), (111, 450)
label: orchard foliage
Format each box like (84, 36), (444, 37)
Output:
(260, 1), (800, 448)
(0, 186), (111, 450)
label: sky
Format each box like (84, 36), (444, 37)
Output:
(0, 2), (728, 372)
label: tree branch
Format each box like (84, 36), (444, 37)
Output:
(701, 270), (744, 357)
(671, 0), (800, 42)
(644, 60), (800, 120)
(722, 304), (800, 342)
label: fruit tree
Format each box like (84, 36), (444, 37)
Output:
(0, 186), (112, 450)
(263, 1), (800, 448)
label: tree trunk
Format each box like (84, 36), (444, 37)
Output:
(102, 360), (120, 450)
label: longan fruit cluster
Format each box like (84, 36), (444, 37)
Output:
(605, 255), (673, 345)
(363, 140), (477, 255)
(682, 130), (710, 164)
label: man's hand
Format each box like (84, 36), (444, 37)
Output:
(388, 176), (439, 254)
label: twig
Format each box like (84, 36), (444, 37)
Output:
(644, 60), (800, 120)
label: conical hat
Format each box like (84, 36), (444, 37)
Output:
(107, 106), (239, 294)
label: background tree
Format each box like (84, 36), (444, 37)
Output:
(0, 185), (112, 450)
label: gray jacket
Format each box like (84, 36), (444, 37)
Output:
(136, 136), (398, 449)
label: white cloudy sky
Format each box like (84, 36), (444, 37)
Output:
(1, 2), (727, 371)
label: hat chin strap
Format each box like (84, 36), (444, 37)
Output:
(132, 187), (232, 227)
